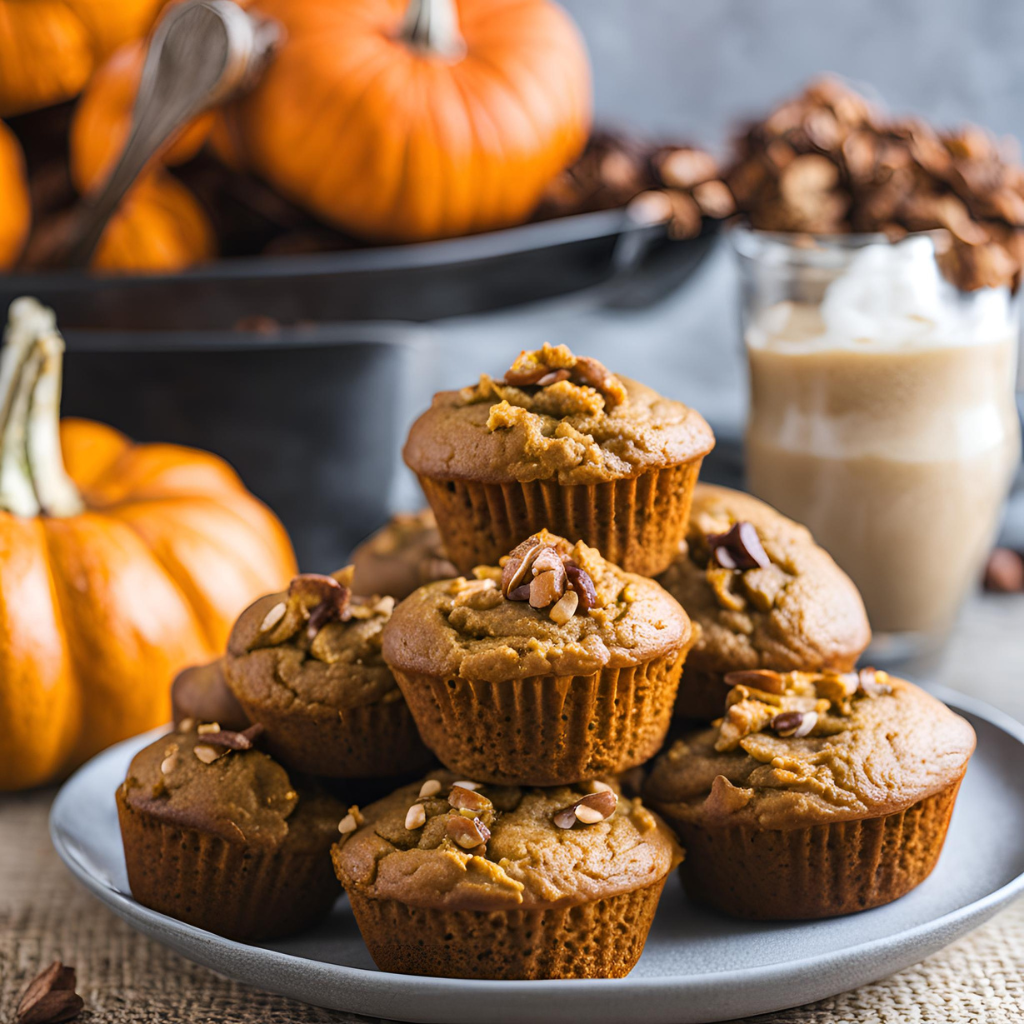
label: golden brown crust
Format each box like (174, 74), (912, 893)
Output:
(404, 371), (714, 487)
(120, 726), (342, 851)
(644, 676), (975, 830)
(382, 534), (691, 684)
(659, 484), (871, 678)
(332, 771), (681, 911)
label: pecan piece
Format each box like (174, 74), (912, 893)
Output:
(771, 710), (818, 738)
(724, 669), (786, 695)
(202, 723), (265, 751)
(856, 668), (893, 697)
(446, 814), (490, 849)
(15, 961), (82, 1024)
(707, 522), (771, 571)
(570, 355), (627, 409)
(564, 562), (597, 611)
(291, 573), (352, 641)
(448, 785), (492, 814)
(501, 539), (543, 597)
(553, 789), (618, 828)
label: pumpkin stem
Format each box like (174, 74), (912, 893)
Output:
(0, 298), (84, 518)
(399, 0), (466, 59)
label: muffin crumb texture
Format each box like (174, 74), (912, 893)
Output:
(404, 344), (714, 486)
(383, 531), (690, 683)
(332, 771), (681, 911)
(645, 673), (975, 830)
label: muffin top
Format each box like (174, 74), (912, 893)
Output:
(382, 530), (691, 683)
(171, 658), (250, 732)
(350, 509), (457, 601)
(118, 722), (343, 851)
(226, 567), (400, 713)
(644, 669), (975, 830)
(332, 771), (682, 910)
(659, 485), (870, 675)
(403, 344), (715, 486)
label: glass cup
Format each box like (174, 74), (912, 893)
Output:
(734, 227), (1022, 671)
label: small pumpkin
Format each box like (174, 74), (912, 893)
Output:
(0, 119), (30, 268)
(0, 0), (167, 117)
(69, 39), (214, 194)
(0, 298), (298, 790)
(226, 0), (592, 242)
(90, 170), (217, 273)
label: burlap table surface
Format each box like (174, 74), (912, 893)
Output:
(1, 786), (1021, 1024)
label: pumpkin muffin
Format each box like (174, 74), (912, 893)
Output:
(171, 658), (249, 732)
(382, 530), (692, 786)
(659, 485), (870, 719)
(332, 771), (682, 979)
(350, 509), (457, 601)
(644, 668), (974, 920)
(404, 343), (715, 576)
(116, 721), (343, 941)
(224, 568), (433, 778)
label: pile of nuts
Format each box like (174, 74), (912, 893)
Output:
(727, 76), (1024, 290)
(537, 130), (736, 240)
(500, 535), (599, 624)
(501, 346), (627, 410)
(714, 667), (892, 752)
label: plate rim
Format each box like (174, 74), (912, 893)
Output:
(49, 686), (1024, 1023)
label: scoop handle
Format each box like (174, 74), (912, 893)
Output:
(67, 0), (277, 268)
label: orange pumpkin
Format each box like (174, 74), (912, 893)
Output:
(0, 0), (168, 117)
(0, 118), (29, 268)
(90, 170), (216, 273)
(0, 297), (297, 790)
(69, 39), (214, 194)
(226, 0), (592, 242)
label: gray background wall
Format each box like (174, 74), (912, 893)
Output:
(559, 0), (1024, 152)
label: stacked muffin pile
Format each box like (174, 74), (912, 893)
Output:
(116, 345), (976, 979)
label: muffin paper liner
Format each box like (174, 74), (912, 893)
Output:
(668, 777), (963, 920)
(391, 651), (685, 786)
(418, 458), (704, 577)
(116, 790), (339, 941)
(228, 689), (434, 779)
(344, 879), (666, 979)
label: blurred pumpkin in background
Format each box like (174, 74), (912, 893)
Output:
(223, 0), (592, 242)
(90, 171), (216, 273)
(0, 0), (168, 116)
(0, 119), (29, 268)
(69, 38), (217, 273)
(0, 298), (297, 790)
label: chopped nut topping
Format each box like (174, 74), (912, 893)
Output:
(553, 789), (618, 828)
(449, 785), (492, 814)
(549, 588), (579, 624)
(500, 345), (627, 410)
(259, 601), (286, 634)
(771, 709), (818, 738)
(202, 723), (266, 751)
(177, 717), (195, 733)
(348, 805), (365, 827)
(564, 563), (597, 611)
(857, 667), (893, 697)
(418, 778), (442, 798)
(707, 521), (771, 571)
(338, 813), (358, 835)
(445, 814), (490, 849)
(723, 669), (787, 695)
(196, 722), (221, 735)
(452, 780), (481, 791)
(588, 780), (614, 794)
(405, 803), (427, 830)
(193, 744), (223, 764)
(159, 752), (178, 775)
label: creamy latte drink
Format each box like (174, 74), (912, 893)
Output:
(743, 235), (1021, 647)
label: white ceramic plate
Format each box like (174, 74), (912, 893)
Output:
(50, 688), (1024, 1024)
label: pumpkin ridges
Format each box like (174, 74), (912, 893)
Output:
(0, 119), (30, 269)
(58, 418), (133, 492)
(42, 510), (214, 769)
(102, 494), (297, 652)
(0, 515), (80, 791)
